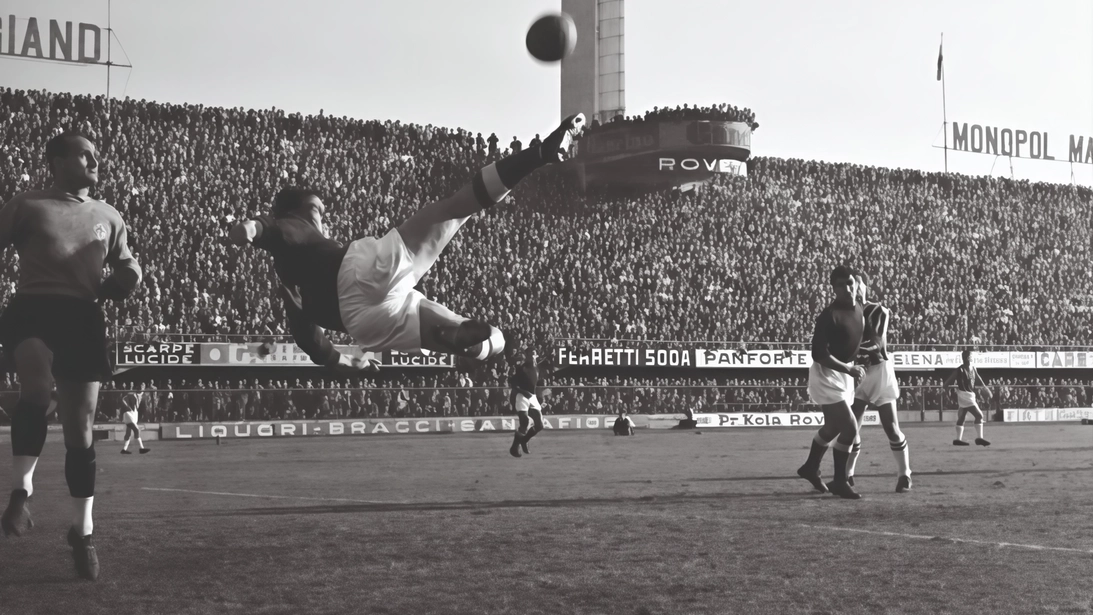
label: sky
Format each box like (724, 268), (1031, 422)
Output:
(2, 0), (1092, 186)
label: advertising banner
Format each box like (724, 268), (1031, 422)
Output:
(160, 414), (617, 440)
(0, 15), (104, 64)
(554, 347), (694, 368)
(115, 342), (200, 367)
(692, 411), (880, 428)
(116, 343), (454, 369)
(950, 122), (1093, 165)
(1002, 407), (1093, 423)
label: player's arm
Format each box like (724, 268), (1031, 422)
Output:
(810, 314), (857, 375)
(974, 370), (991, 397)
(279, 284), (339, 367)
(100, 218), (143, 301)
(278, 285), (377, 372)
(942, 369), (958, 389)
(228, 220), (263, 245)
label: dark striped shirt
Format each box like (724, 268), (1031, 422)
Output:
(856, 302), (890, 366)
(953, 365), (977, 392)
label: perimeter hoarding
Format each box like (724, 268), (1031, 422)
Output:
(115, 343), (453, 370)
(160, 415), (618, 439)
(555, 347), (1093, 371)
(692, 410), (880, 428)
(1002, 407), (1093, 423)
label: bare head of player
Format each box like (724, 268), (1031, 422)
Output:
(962, 348), (972, 365)
(45, 132), (99, 195)
(272, 187), (327, 238)
(830, 265), (857, 306)
(525, 348), (538, 364)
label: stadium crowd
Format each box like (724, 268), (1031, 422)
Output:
(585, 102), (759, 132)
(3, 88), (1093, 422)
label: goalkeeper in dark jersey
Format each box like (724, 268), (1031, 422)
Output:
(228, 115), (584, 369)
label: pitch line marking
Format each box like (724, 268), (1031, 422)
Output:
(800, 524), (1093, 554)
(142, 487), (404, 506)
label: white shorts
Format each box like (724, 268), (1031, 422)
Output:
(956, 390), (977, 408)
(854, 361), (900, 407)
(808, 363), (855, 407)
(337, 229), (425, 352)
(515, 392), (541, 413)
(123, 410), (139, 426)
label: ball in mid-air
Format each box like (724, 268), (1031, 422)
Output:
(526, 13), (577, 63)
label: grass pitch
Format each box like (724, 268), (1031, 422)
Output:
(2, 423), (1092, 615)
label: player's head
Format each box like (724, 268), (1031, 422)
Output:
(962, 348), (972, 364)
(45, 132), (99, 190)
(853, 270), (870, 304)
(525, 348), (538, 364)
(272, 187), (326, 237)
(829, 265), (856, 303)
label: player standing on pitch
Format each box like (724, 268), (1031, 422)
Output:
(843, 271), (912, 493)
(508, 349), (544, 458)
(0, 132), (142, 581)
(944, 349), (991, 446)
(796, 265), (865, 499)
(228, 115), (584, 369)
(120, 386), (151, 455)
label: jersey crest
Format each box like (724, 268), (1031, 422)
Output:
(93, 223), (108, 242)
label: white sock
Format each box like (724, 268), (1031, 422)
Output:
(122, 438), (131, 451)
(890, 434), (911, 476)
(975, 423), (984, 439)
(136, 437), (145, 449)
(955, 425), (964, 440)
(847, 436), (862, 477)
(72, 496), (94, 537)
(13, 456), (38, 496)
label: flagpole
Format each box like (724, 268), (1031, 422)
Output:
(940, 32), (948, 173)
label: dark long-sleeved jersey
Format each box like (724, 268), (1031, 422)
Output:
(510, 361), (539, 396)
(811, 301), (864, 365)
(251, 215), (349, 365)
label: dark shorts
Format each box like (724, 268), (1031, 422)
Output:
(0, 294), (112, 383)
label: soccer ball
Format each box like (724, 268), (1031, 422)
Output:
(526, 13), (577, 63)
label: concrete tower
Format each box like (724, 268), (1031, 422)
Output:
(560, 0), (625, 125)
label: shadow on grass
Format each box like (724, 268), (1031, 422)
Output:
(120, 489), (816, 520)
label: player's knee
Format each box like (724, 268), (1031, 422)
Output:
(64, 442), (97, 498)
(884, 424), (902, 442)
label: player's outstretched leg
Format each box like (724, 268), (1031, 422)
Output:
(419, 300), (507, 362)
(797, 425), (837, 493)
(57, 380), (100, 581)
(396, 113), (585, 281)
(2, 340), (53, 538)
